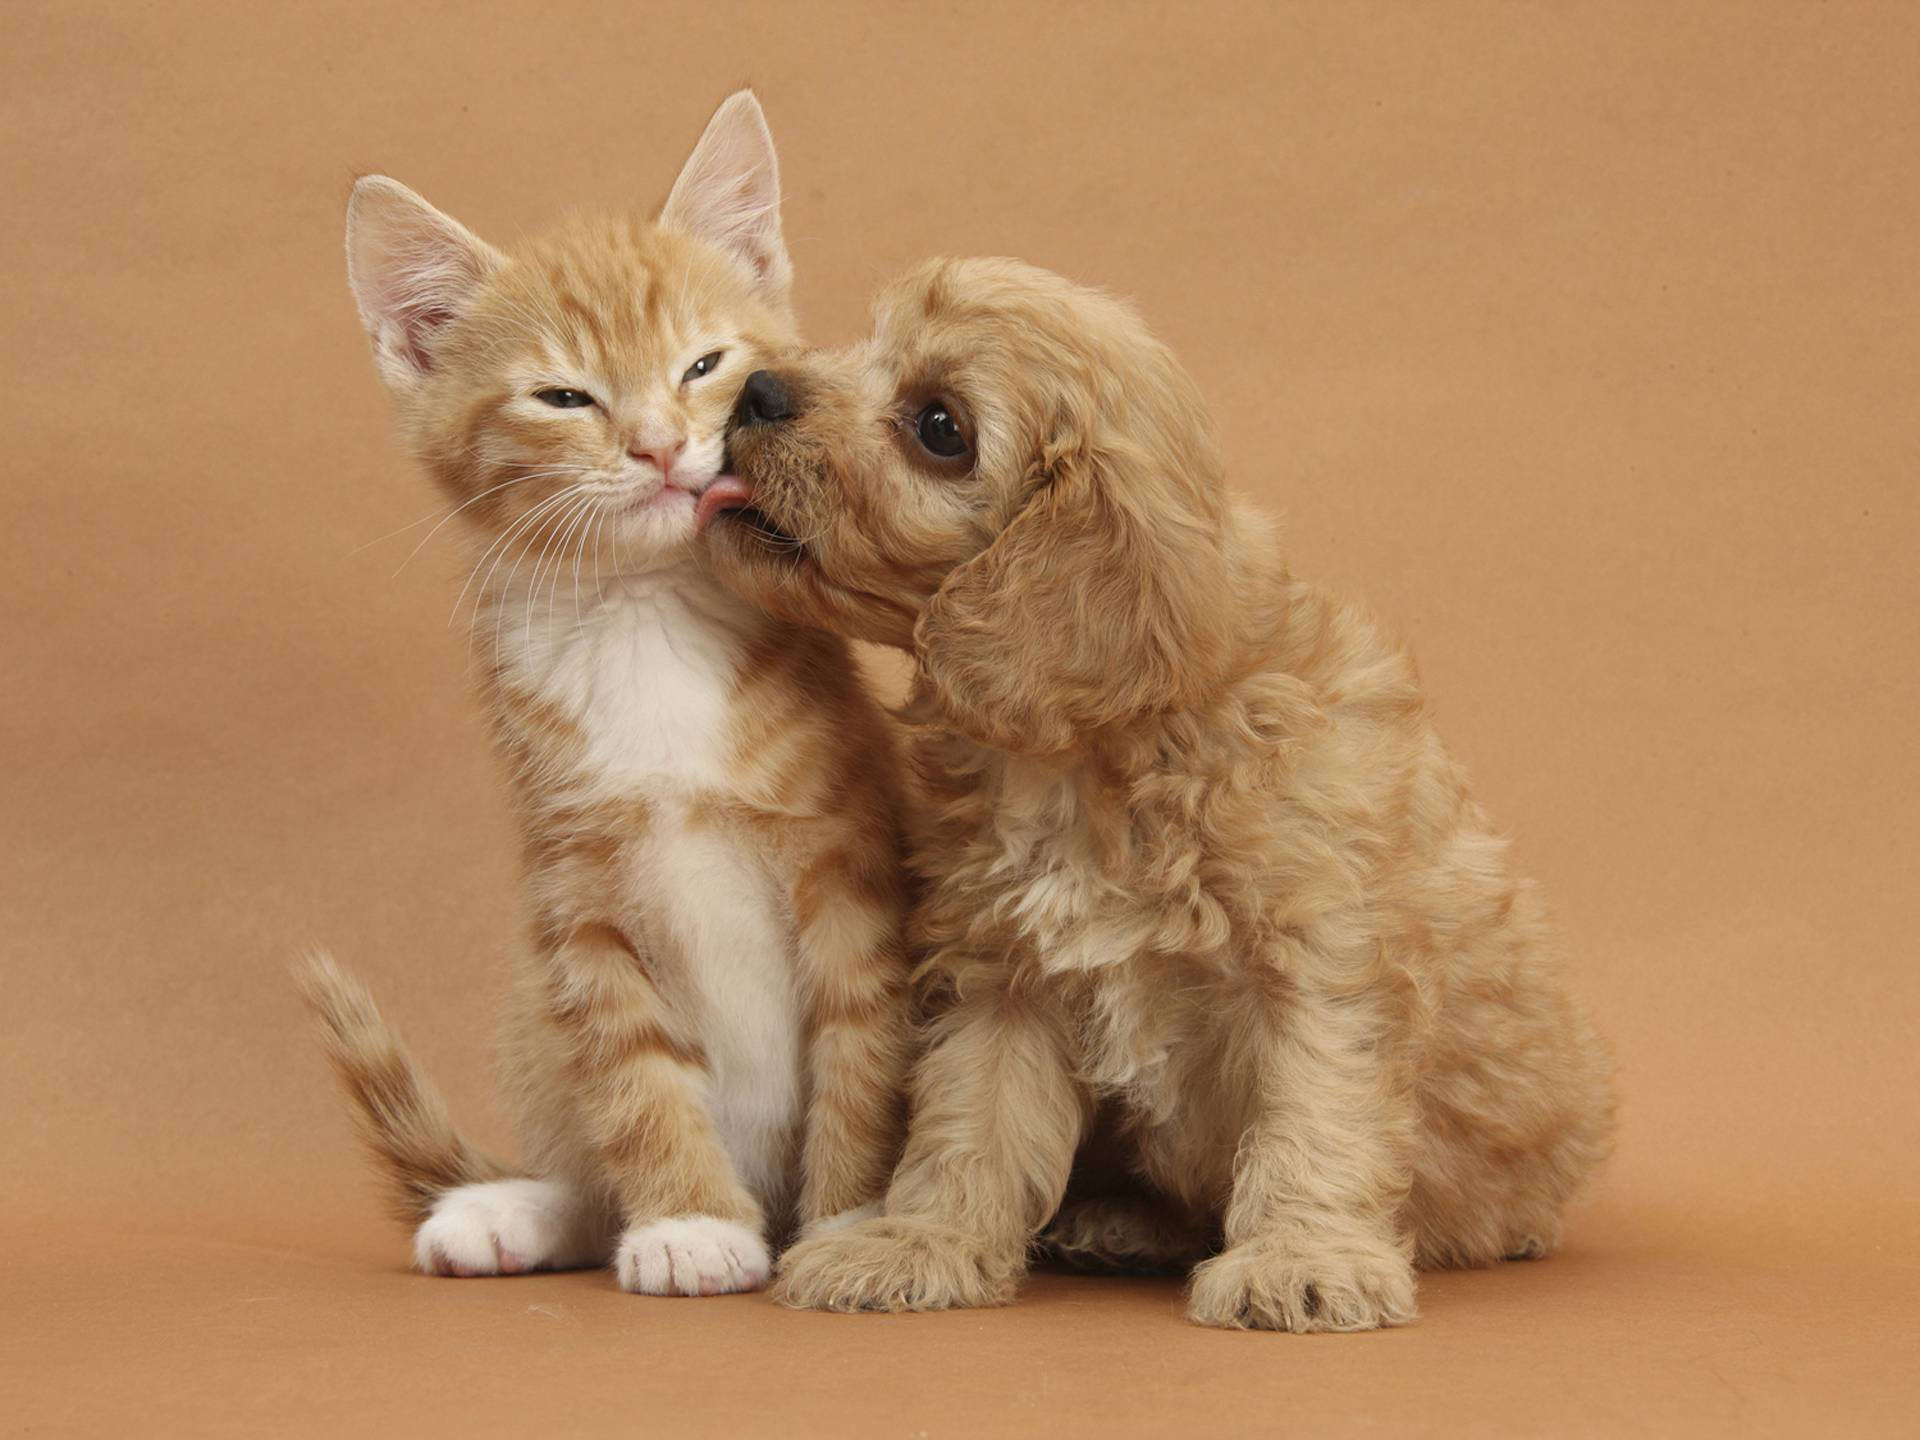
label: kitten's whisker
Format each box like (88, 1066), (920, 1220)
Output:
(464, 487), (585, 669)
(493, 492), (583, 671)
(569, 499), (604, 630)
(358, 468), (585, 562)
(391, 469), (589, 577)
(532, 495), (596, 654)
(587, 506), (607, 609)
(451, 530), (518, 634)
(468, 494), (575, 664)
(451, 485), (581, 632)
(557, 494), (599, 600)
(554, 497), (601, 639)
(458, 495), (564, 622)
(506, 493), (588, 659)
(452, 522), (532, 632)
(349, 508), (447, 558)
(556, 497), (597, 637)
(517, 493), (597, 666)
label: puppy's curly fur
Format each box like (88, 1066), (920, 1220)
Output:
(704, 257), (1616, 1331)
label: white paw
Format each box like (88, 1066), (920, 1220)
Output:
(797, 1203), (881, 1242)
(616, 1216), (770, 1296)
(413, 1179), (602, 1277)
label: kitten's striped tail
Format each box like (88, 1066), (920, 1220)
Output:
(296, 950), (507, 1226)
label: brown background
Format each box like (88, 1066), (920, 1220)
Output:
(5, 1), (1916, 1434)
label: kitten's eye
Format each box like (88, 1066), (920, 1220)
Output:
(535, 388), (595, 408)
(915, 402), (969, 459)
(682, 351), (725, 384)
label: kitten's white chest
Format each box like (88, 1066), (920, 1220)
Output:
(497, 571), (804, 1212)
(643, 813), (802, 1211)
(508, 575), (743, 795)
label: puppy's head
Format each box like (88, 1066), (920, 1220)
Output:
(703, 257), (1237, 754)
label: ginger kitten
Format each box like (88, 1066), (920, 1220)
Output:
(301, 94), (910, 1297)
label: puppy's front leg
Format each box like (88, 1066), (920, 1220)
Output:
(775, 978), (1087, 1312)
(1188, 977), (1419, 1332)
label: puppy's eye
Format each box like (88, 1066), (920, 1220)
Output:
(915, 402), (968, 458)
(535, 388), (595, 409)
(682, 351), (725, 384)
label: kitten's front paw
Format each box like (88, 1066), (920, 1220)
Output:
(1187, 1232), (1417, 1333)
(772, 1216), (1020, 1313)
(616, 1217), (770, 1296)
(413, 1179), (602, 1277)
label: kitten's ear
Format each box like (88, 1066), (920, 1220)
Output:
(345, 176), (504, 393)
(659, 90), (792, 304)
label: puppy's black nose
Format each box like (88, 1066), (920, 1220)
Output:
(735, 369), (793, 427)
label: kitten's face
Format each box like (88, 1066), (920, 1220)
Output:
(347, 91), (798, 576)
(416, 221), (795, 563)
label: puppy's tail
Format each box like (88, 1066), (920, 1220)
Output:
(295, 950), (507, 1226)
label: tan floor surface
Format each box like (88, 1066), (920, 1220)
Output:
(6, 2), (1917, 1435)
(12, 1214), (1913, 1438)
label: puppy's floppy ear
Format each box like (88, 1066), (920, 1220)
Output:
(915, 418), (1237, 755)
(345, 176), (504, 395)
(660, 90), (792, 307)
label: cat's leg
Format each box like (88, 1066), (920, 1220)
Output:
(1186, 970), (1418, 1332)
(787, 847), (912, 1240)
(774, 977), (1087, 1311)
(543, 921), (769, 1296)
(413, 1177), (606, 1276)
(408, 963), (621, 1278)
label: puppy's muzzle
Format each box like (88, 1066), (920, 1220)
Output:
(735, 368), (794, 428)
(696, 369), (805, 538)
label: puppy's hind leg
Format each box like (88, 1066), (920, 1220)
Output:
(1039, 1102), (1213, 1275)
(1405, 942), (1616, 1271)
(1040, 1194), (1213, 1275)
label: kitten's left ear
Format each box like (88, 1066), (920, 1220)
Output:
(660, 90), (793, 305)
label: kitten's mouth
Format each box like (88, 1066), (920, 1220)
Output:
(695, 476), (803, 551)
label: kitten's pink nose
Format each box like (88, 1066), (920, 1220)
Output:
(629, 440), (683, 481)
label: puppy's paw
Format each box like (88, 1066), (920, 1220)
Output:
(1503, 1216), (1564, 1261)
(615, 1216), (770, 1297)
(1187, 1232), (1416, 1333)
(413, 1179), (603, 1277)
(772, 1216), (1020, 1313)
(1041, 1195), (1212, 1275)
(796, 1202), (881, 1243)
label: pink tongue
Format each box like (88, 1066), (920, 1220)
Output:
(694, 475), (755, 532)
